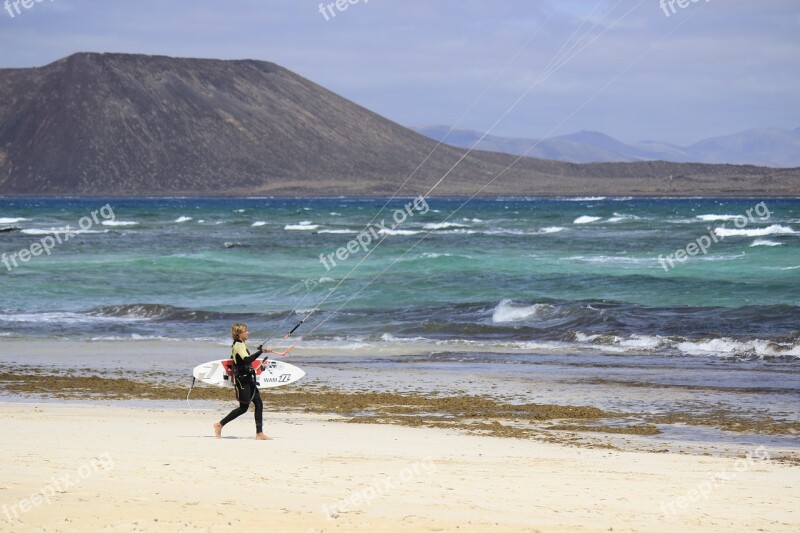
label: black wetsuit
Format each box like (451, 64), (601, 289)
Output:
(219, 342), (264, 433)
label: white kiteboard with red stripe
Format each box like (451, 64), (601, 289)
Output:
(192, 359), (305, 389)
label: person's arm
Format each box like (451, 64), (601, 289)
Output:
(233, 342), (263, 366)
(260, 344), (296, 358)
(242, 348), (263, 365)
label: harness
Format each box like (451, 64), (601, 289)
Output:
(231, 341), (258, 403)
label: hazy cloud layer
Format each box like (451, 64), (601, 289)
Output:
(1, 0), (797, 144)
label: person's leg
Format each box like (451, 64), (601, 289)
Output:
(219, 402), (249, 426)
(253, 389), (263, 434)
(215, 383), (251, 437)
(252, 389), (271, 440)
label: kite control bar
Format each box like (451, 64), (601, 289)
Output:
(285, 319), (304, 339)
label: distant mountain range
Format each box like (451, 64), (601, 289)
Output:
(0, 52), (798, 197)
(413, 126), (800, 168)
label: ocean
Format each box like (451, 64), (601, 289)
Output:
(1, 197), (798, 448)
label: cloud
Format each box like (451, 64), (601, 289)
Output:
(0, 0), (797, 144)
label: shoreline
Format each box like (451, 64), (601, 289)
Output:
(1, 400), (798, 532)
(1, 338), (798, 460)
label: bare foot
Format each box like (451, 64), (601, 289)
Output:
(213, 422), (223, 438)
(256, 432), (272, 441)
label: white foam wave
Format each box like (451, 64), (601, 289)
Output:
(20, 228), (57, 235)
(318, 229), (356, 234)
(102, 220), (138, 227)
(174, 216), (192, 223)
(565, 255), (651, 265)
(252, 221), (267, 227)
(607, 213), (641, 223)
(563, 197), (606, 201)
(420, 252), (473, 260)
(697, 252), (747, 262)
(423, 222), (467, 230)
(574, 333), (665, 350)
(641, 337), (800, 358)
(486, 227), (564, 236)
(439, 229), (479, 235)
(617, 334), (664, 350)
(573, 216), (602, 224)
(575, 332), (602, 343)
(302, 327), (782, 360)
(0, 217), (28, 224)
(378, 229), (421, 236)
(573, 333), (799, 358)
(539, 226), (565, 234)
(697, 214), (741, 221)
(491, 299), (550, 323)
(714, 224), (796, 238)
(49, 332), (797, 360)
(21, 228), (106, 235)
(0, 311), (144, 324)
(285, 222), (319, 230)
(750, 239), (783, 247)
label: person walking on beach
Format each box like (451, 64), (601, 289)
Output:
(214, 323), (291, 440)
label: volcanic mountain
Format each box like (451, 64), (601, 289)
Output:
(0, 53), (797, 196)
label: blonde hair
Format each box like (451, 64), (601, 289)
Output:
(231, 323), (248, 342)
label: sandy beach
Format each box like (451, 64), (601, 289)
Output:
(0, 401), (797, 532)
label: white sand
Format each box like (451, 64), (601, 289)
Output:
(0, 402), (798, 532)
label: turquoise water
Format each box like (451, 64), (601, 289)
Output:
(0, 197), (798, 359)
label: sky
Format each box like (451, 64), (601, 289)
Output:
(0, 0), (798, 145)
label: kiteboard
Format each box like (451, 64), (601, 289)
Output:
(192, 358), (305, 389)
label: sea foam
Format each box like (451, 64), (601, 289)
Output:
(491, 299), (550, 323)
(714, 224), (795, 238)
